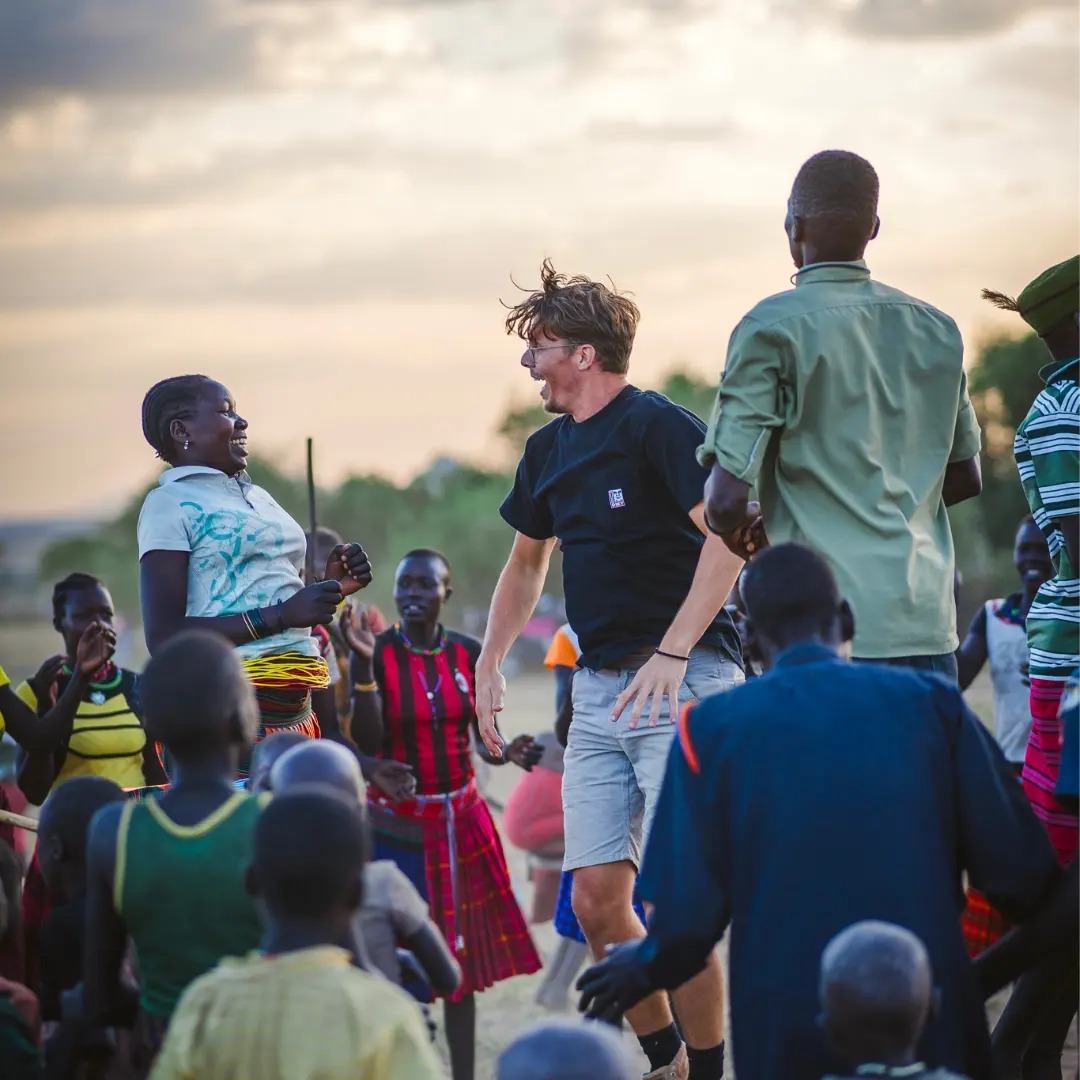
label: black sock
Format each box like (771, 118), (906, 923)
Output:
(687, 1041), (725, 1079)
(638, 1024), (682, 1071)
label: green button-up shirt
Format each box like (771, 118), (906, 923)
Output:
(699, 261), (982, 658)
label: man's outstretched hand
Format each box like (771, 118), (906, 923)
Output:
(576, 941), (656, 1023)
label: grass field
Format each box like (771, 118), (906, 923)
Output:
(1, 621), (1074, 1078)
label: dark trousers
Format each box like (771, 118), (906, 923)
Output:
(854, 653), (959, 683)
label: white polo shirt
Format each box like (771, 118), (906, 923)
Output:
(137, 466), (319, 660)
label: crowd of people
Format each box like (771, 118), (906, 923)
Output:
(0, 148), (1075, 1080)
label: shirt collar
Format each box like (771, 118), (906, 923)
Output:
(158, 465), (249, 487)
(1038, 356), (1079, 385)
(771, 641), (841, 670)
(793, 260), (870, 287)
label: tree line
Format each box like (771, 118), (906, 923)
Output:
(39, 335), (1046, 626)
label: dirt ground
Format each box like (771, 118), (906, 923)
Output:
(1, 627), (1075, 1078)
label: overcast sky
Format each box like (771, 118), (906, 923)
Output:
(1, 0), (1077, 518)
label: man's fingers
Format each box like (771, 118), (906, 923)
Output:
(611, 687), (632, 723)
(668, 690), (680, 726)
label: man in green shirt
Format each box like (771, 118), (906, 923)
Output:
(703, 150), (982, 676)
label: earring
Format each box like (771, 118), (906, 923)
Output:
(184, 439), (190, 450)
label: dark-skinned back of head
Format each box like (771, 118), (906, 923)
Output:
(495, 1019), (636, 1080)
(40, 776), (125, 862)
(741, 543), (850, 651)
(790, 150), (879, 261)
(270, 740), (365, 803)
(820, 920), (933, 1062)
(139, 629), (258, 758)
(252, 789), (370, 920)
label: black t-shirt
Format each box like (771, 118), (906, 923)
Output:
(500, 385), (742, 671)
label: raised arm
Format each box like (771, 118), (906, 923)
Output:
(474, 532), (556, 758)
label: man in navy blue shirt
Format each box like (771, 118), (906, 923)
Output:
(578, 543), (1059, 1080)
(475, 260), (746, 1079)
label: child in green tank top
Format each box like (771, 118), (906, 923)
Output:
(83, 631), (264, 1067)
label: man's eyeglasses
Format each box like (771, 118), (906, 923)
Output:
(525, 342), (581, 360)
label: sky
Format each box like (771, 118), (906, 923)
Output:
(1, 0), (1077, 519)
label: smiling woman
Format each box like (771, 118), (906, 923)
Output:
(135, 374), (374, 780)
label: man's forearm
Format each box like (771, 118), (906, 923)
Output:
(479, 559), (547, 668)
(660, 531), (743, 656)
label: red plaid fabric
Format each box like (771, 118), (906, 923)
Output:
(961, 885), (1008, 957)
(371, 782), (541, 1000)
(1023, 677), (1079, 864)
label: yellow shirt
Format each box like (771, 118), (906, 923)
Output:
(150, 946), (443, 1080)
(15, 675), (148, 792)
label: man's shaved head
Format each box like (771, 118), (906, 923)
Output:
(787, 150), (880, 265)
(270, 740), (366, 803)
(496, 1019), (635, 1080)
(820, 920), (934, 1067)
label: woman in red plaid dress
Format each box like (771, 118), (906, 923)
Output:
(343, 548), (542, 1080)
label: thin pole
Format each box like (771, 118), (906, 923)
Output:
(306, 437), (317, 583)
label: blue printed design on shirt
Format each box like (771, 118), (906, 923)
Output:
(180, 500), (287, 612)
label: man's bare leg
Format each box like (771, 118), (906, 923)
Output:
(671, 952), (725, 1053)
(572, 862), (677, 1035)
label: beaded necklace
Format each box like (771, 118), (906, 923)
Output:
(60, 661), (121, 706)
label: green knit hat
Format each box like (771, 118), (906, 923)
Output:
(983, 255), (1080, 336)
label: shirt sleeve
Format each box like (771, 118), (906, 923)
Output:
(544, 628), (579, 670)
(383, 865), (432, 938)
(697, 317), (788, 483)
(1031, 387), (1080, 520)
(637, 703), (731, 949)
(365, 1002), (443, 1080)
(642, 404), (711, 514)
(949, 369), (983, 463)
(949, 687), (1059, 920)
(137, 490), (192, 559)
(499, 442), (555, 541)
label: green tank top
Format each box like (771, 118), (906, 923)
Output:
(114, 791), (266, 1017)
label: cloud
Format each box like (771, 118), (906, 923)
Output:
(817, 0), (1075, 40)
(991, 42), (1079, 101)
(585, 118), (741, 145)
(0, 0), (264, 105)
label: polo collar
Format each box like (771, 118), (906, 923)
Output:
(793, 260), (870, 287)
(1039, 357), (1079, 385)
(158, 465), (250, 487)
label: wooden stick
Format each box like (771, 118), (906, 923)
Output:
(306, 437), (318, 584)
(0, 809), (37, 833)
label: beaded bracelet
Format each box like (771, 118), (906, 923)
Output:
(353, 681), (378, 693)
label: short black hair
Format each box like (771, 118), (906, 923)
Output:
(400, 548), (452, 577)
(140, 630), (258, 758)
(39, 776), (124, 863)
(791, 150), (879, 235)
(248, 731), (310, 792)
(141, 375), (212, 464)
(52, 572), (105, 624)
(741, 544), (842, 647)
(253, 789), (369, 919)
(270, 740), (365, 802)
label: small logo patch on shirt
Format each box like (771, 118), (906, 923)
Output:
(454, 671), (470, 695)
(608, 488), (626, 509)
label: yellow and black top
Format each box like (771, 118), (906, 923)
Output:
(13, 665), (153, 793)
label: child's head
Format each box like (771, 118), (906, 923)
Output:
(247, 732), (310, 794)
(496, 1019), (635, 1079)
(819, 920), (934, 1068)
(269, 740), (366, 804)
(247, 789), (369, 937)
(38, 777), (124, 901)
(141, 630), (258, 767)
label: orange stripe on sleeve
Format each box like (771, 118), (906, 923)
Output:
(677, 701), (700, 774)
